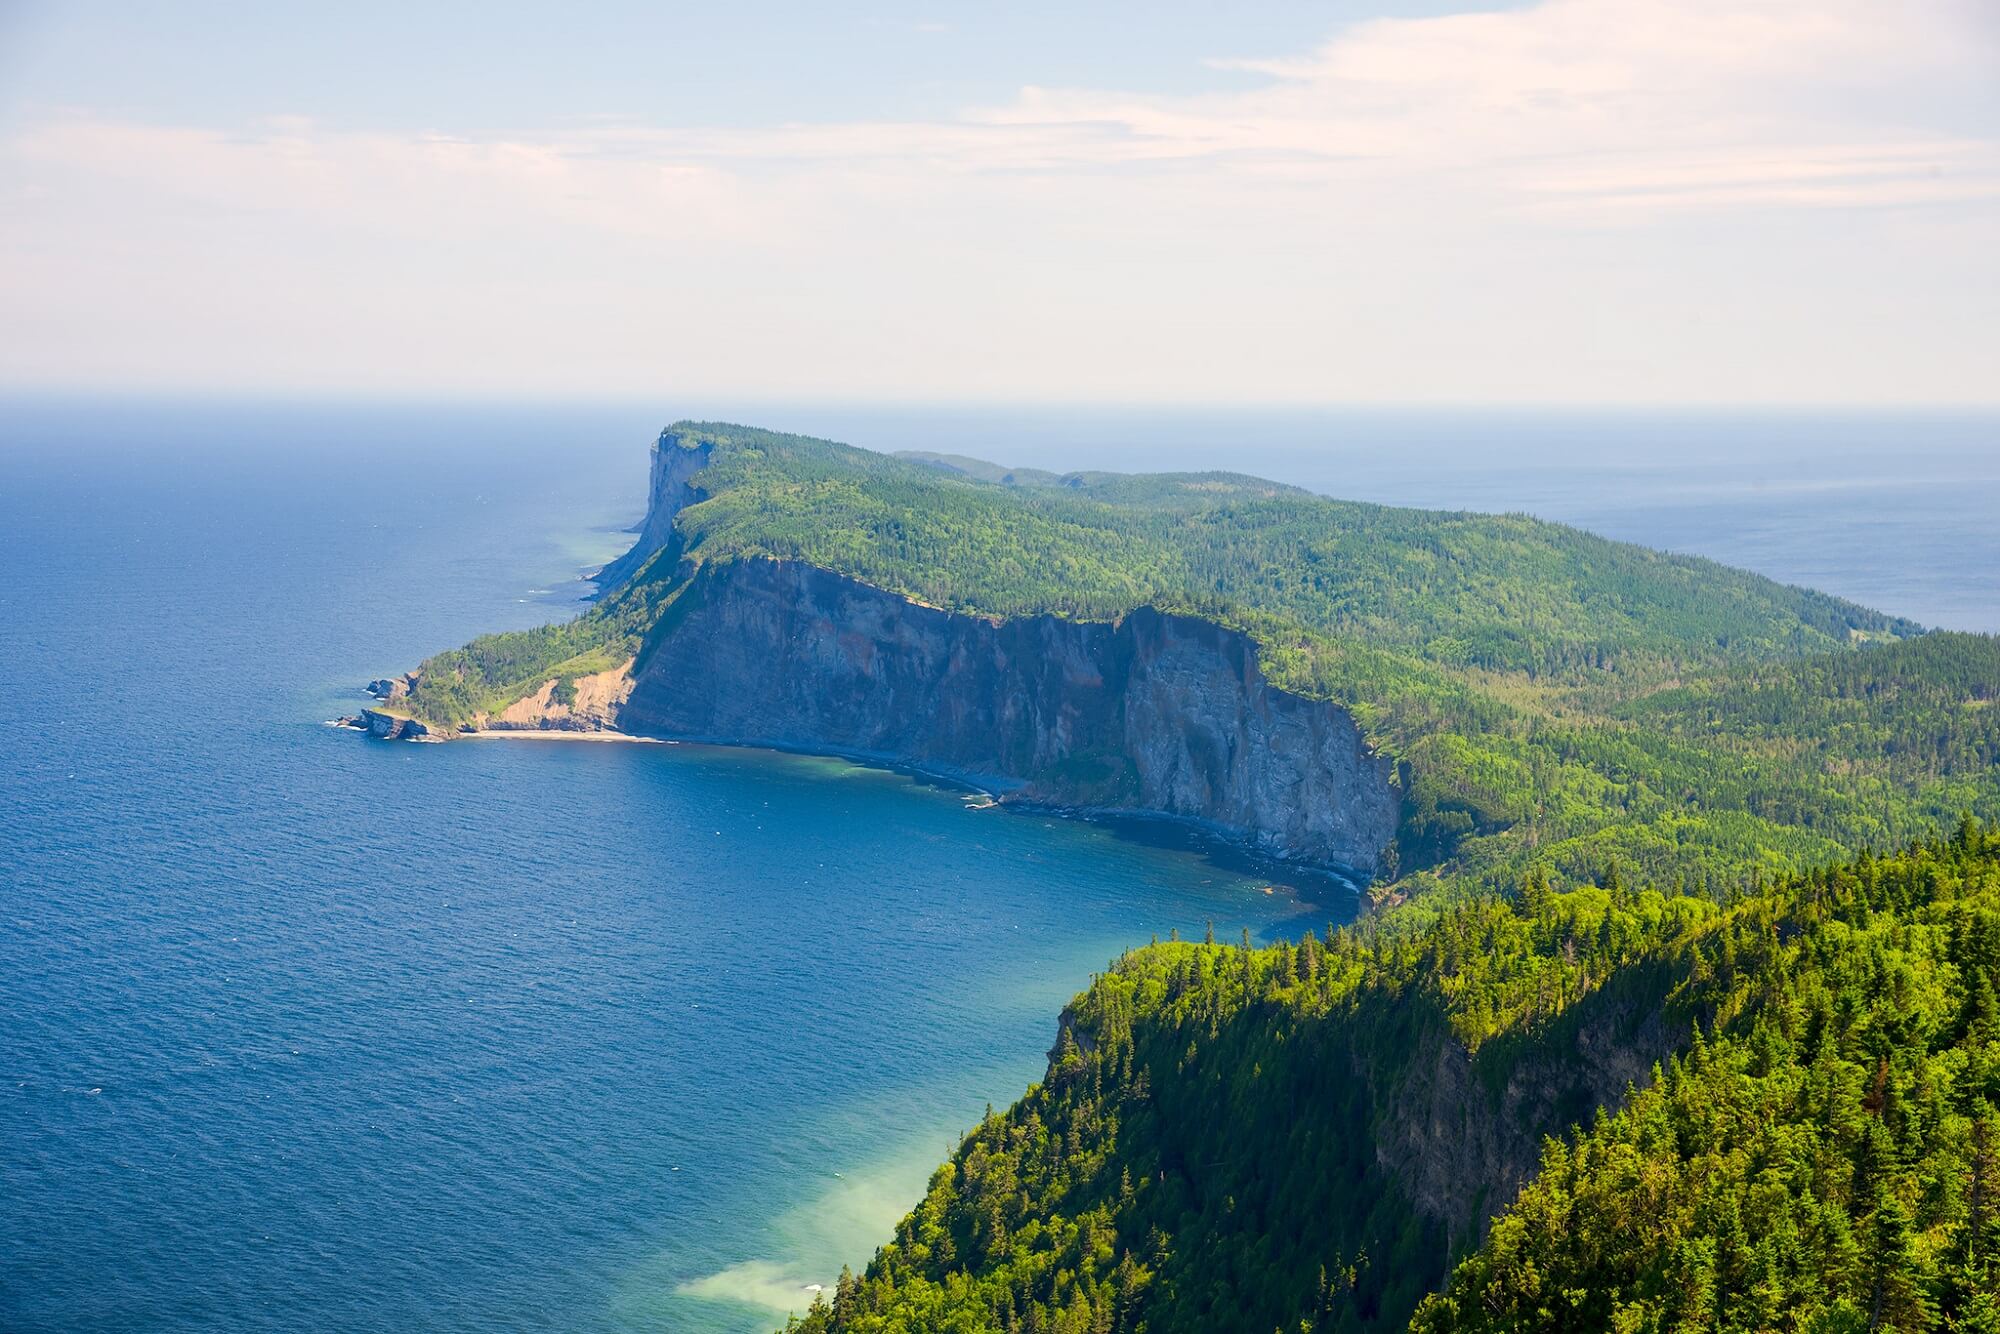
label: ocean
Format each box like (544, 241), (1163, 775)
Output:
(1, 398), (1994, 1333)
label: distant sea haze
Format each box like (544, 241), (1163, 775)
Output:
(0, 398), (1993, 1334)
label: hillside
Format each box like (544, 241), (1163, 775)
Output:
(783, 825), (2000, 1333)
(382, 423), (2000, 1327)
(397, 422), (1999, 902)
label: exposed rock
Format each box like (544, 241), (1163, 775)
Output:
(1368, 954), (1688, 1248)
(619, 558), (1400, 874)
(592, 429), (715, 590)
(486, 661), (635, 732)
(365, 676), (413, 702)
(359, 708), (431, 741)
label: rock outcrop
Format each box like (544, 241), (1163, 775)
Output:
(358, 708), (432, 740)
(1369, 954), (1688, 1249)
(485, 661), (634, 732)
(619, 558), (1400, 873)
(364, 427), (1403, 874)
(365, 677), (410, 703)
(592, 431), (714, 589)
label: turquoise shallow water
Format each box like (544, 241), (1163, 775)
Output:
(2, 399), (1993, 1333)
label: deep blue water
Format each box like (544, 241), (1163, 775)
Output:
(2, 399), (1995, 1334)
(0, 400), (1344, 1334)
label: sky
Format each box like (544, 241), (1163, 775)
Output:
(1, 0), (1996, 405)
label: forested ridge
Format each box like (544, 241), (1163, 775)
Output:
(784, 826), (2000, 1333)
(404, 423), (2000, 908)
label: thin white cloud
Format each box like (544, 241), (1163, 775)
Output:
(2, 0), (1995, 400)
(974, 0), (2000, 211)
(14, 0), (1994, 219)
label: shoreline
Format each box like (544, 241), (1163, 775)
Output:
(462, 729), (666, 744)
(609, 734), (1369, 902)
(336, 714), (1367, 900)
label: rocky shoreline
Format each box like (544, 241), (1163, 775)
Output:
(331, 706), (439, 741)
(342, 564), (1399, 872)
(339, 428), (1404, 875)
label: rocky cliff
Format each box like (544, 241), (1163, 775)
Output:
(592, 432), (713, 589)
(619, 558), (1400, 873)
(382, 428), (1403, 874)
(1368, 953), (1689, 1251)
(486, 662), (634, 732)
(348, 707), (435, 740)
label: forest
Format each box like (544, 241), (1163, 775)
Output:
(784, 824), (2000, 1333)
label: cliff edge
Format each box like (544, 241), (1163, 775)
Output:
(372, 427), (1401, 875)
(620, 557), (1399, 872)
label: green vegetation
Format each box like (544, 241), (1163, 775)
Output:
(782, 826), (2000, 1333)
(395, 560), (686, 728)
(392, 423), (2000, 1327)
(406, 422), (2000, 911)
(659, 426), (1904, 662)
(1419, 822), (2000, 1332)
(895, 451), (1066, 488)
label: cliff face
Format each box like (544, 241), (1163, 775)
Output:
(401, 428), (1401, 872)
(488, 661), (634, 732)
(592, 432), (714, 589)
(356, 707), (433, 740)
(619, 558), (1400, 873)
(1369, 956), (1686, 1248)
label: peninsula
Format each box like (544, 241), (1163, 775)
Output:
(374, 423), (2000, 1331)
(375, 422), (1992, 900)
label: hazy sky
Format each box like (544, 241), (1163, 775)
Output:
(3, 1), (1996, 404)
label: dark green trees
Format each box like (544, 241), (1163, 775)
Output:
(785, 827), (2000, 1334)
(1417, 825), (2000, 1332)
